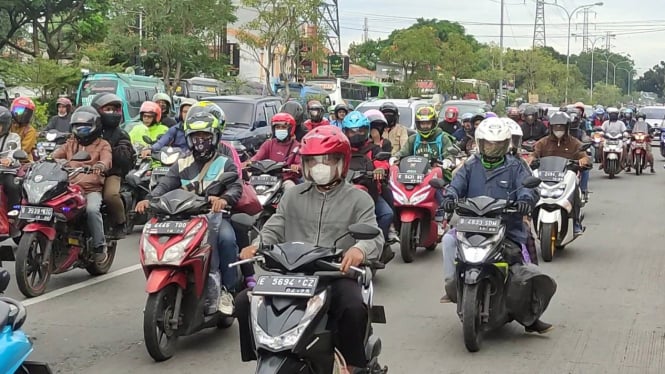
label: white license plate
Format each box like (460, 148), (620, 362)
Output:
(18, 206), (53, 221)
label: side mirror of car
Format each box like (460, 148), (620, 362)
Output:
(347, 223), (381, 241)
(72, 151), (91, 162)
(12, 150), (28, 161)
(522, 176), (542, 189)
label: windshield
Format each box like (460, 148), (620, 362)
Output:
(79, 80), (118, 105)
(641, 107), (665, 120)
(356, 105), (414, 127)
(210, 101), (253, 126)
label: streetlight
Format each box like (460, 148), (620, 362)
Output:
(612, 60), (631, 85)
(573, 34), (604, 102)
(617, 67), (634, 96)
(543, 1), (604, 103)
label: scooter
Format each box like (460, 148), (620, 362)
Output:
(139, 173), (240, 362)
(228, 214), (388, 374)
(0, 151), (30, 265)
(0, 268), (53, 373)
(13, 151), (117, 297)
(247, 159), (289, 231)
(602, 132), (625, 179)
(630, 132), (649, 175)
(591, 129), (604, 163)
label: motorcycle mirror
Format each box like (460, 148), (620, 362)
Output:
(373, 152), (391, 161)
(12, 150), (28, 161)
(579, 143), (592, 151)
(522, 176), (542, 189)
(428, 178), (447, 189)
(347, 223), (381, 240)
(0, 267), (9, 293)
(71, 151), (91, 162)
(142, 135), (155, 145)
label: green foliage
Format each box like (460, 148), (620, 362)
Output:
(635, 61), (665, 97)
(0, 58), (80, 98)
(32, 100), (50, 129)
(348, 39), (389, 71)
(381, 27), (442, 82)
(589, 83), (622, 107)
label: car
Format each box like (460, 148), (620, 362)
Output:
(442, 100), (491, 118)
(204, 95), (283, 152)
(355, 98), (430, 131)
(638, 106), (665, 146)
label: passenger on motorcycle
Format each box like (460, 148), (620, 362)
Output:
(303, 100), (330, 131)
(452, 113), (473, 142)
(439, 118), (551, 334)
(507, 107), (522, 125)
(248, 112), (301, 189)
(530, 111), (591, 234)
(10, 97), (38, 161)
(440, 106), (461, 135)
(330, 103), (350, 128)
(364, 109), (393, 153)
(458, 113), (485, 155)
(566, 107), (585, 141)
(91, 93), (136, 240)
(152, 93), (177, 128)
(520, 105), (548, 142)
(628, 112), (655, 173)
(52, 107), (112, 263)
(279, 101), (307, 141)
(592, 107), (606, 128)
(130, 101), (169, 158)
(600, 107), (627, 171)
(379, 102), (409, 155)
(237, 125), (384, 374)
(135, 101), (243, 316)
(148, 97), (196, 154)
(45, 97), (73, 133)
(0, 107), (23, 213)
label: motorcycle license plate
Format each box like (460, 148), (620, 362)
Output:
(18, 206), (53, 221)
(539, 170), (564, 182)
(456, 216), (501, 234)
(250, 175), (279, 186)
(606, 140), (620, 145)
(153, 166), (170, 175)
(252, 275), (319, 297)
(397, 173), (424, 184)
(144, 221), (187, 235)
(40, 142), (56, 150)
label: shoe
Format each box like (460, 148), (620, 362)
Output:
(598, 164), (604, 170)
(205, 272), (221, 315)
(244, 276), (257, 290)
(573, 223), (584, 236)
(218, 288), (235, 316)
(625, 167), (631, 172)
(380, 245), (395, 264)
(525, 319), (554, 334)
(439, 294), (452, 304)
(387, 230), (400, 244)
(651, 167), (656, 173)
(93, 245), (108, 263)
(108, 224), (126, 240)
(582, 191), (589, 203)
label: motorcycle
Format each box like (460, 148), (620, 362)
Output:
(0, 268), (54, 373)
(139, 173), (240, 362)
(13, 151), (117, 297)
(0, 150), (30, 264)
(591, 129), (604, 163)
(602, 132), (625, 178)
(247, 159), (289, 232)
(123, 145), (153, 232)
(228, 213), (388, 374)
(429, 176), (545, 352)
(34, 130), (69, 161)
(630, 132), (649, 175)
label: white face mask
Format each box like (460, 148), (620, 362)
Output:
(274, 129), (289, 141)
(309, 163), (335, 185)
(553, 130), (565, 138)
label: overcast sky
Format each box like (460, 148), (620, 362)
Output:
(338, 0), (665, 77)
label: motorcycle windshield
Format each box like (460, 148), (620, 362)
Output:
(250, 160), (285, 174)
(24, 162), (69, 204)
(150, 189), (208, 215)
(398, 156), (430, 174)
(538, 156), (568, 173)
(266, 242), (337, 272)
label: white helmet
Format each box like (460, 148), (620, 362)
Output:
(607, 107), (619, 114)
(502, 117), (523, 152)
(475, 117), (512, 161)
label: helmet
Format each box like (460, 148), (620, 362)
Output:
(502, 118), (523, 153)
(549, 111), (571, 138)
(56, 97), (72, 112)
(307, 101), (324, 122)
(327, 105), (335, 115)
(70, 106), (103, 146)
(485, 111), (497, 118)
(443, 107), (459, 123)
(636, 111), (647, 120)
(594, 107), (605, 116)
(184, 103), (224, 162)
(0, 107), (12, 137)
(414, 106), (438, 138)
(574, 101), (585, 113)
(474, 118), (511, 162)
(91, 93), (123, 129)
(624, 108), (633, 119)
(10, 96), (35, 125)
(139, 101), (162, 124)
(365, 109), (388, 137)
(334, 103), (349, 117)
(341, 111), (370, 147)
(471, 113), (486, 125)
(300, 125), (351, 184)
(270, 112), (296, 137)
(185, 101), (225, 126)
(507, 107), (520, 119)
(461, 112), (474, 122)
(280, 101), (305, 126)
(178, 97), (198, 121)
(152, 93), (172, 112)
(379, 102), (399, 127)
(607, 107), (620, 121)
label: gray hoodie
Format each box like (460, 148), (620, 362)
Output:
(255, 180), (383, 261)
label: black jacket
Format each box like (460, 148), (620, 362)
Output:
(101, 127), (135, 177)
(520, 120), (548, 142)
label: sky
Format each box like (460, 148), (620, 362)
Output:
(337, 0), (665, 77)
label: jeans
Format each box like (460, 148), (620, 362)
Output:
(579, 169), (589, 193)
(102, 175), (126, 225)
(375, 196), (393, 240)
(208, 214), (239, 291)
(231, 219), (255, 278)
(86, 192), (105, 250)
(442, 230), (457, 283)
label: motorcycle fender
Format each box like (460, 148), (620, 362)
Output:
(607, 153), (618, 160)
(145, 268), (187, 294)
(21, 361), (54, 374)
(463, 268), (482, 285)
(255, 353), (308, 374)
(399, 209), (424, 223)
(538, 209), (562, 227)
(22, 224), (56, 241)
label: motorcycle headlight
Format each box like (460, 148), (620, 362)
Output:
(160, 150), (180, 165)
(459, 241), (493, 264)
(140, 235), (159, 264)
(540, 187), (565, 199)
(251, 290), (327, 351)
(140, 221), (203, 265)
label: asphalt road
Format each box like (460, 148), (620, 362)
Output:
(4, 167), (665, 374)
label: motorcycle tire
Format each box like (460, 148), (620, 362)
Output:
(15, 232), (51, 298)
(539, 222), (557, 262)
(462, 282), (484, 352)
(635, 155), (642, 175)
(144, 284), (180, 362)
(85, 240), (117, 276)
(399, 221), (417, 263)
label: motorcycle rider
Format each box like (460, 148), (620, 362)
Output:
(600, 107), (627, 171)
(279, 101), (307, 141)
(520, 105), (548, 142)
(52, 107), (112, 263)
(507, 107), (522, 125)
(0, 107), (23, 214)
(236, 125), (384, 374)
(379, 102), (409, 155)
(452, 113), (473, 142)
(303, 100), (330, 131)
(247, 112), (301, 189)
(439, 106), (461, 135)
(530, 111), (591, 234)
(628, 111), (655, 173)
(45, 97), (73, 133)
(10, 97), (38, 161)
(135, 101), (243, 316)
(152, 93), (177, 127)
(147, 97), (196, 154)
(459, 113), (485, 154)
(130, 101), (169, 158)
(365, 109), (393, 153)
(331, 103), (349, 128)
(622, 108), (636, 131)
(566, 107), (585, 141)
(90, 93), (136, 240)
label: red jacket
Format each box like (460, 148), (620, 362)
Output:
(304, 118), (330, 131)
(251, 138), (301, 181)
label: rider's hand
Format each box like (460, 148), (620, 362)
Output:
(141, 149), (152, 158)
(516, 201), (533, 216)
(240, 244), (259, 260)
(0, 158), (11, 167)
(579, 157), (590, 167)
(290, 164), (301, 172)
(442, 198), (456, 213)
(340, 247), (365, 274)
(208, 196), (228, 212)
(373, 168), (385, 181)
(135, 200), (150, 214)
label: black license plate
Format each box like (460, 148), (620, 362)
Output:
(397, 173), (424, 184)
(153, 167), (170, 175)
(250, 175), (280, 186)
(539, 170), (564, 182)
(145, 221), (187, 235)
(252, 275), (319, 297)
(18, 206), (53, 221)
(456, 216), (501, 234)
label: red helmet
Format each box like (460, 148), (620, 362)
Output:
(139, 101), (162, 123)
(56, 97), (72, 108)
(10, 96), (35, 125)
(300, 125), (351, 180)
(444, 106), (459, 123)
(270, 112), (296, 136)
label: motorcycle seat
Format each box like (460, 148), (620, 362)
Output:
(0, 300), (10, 328)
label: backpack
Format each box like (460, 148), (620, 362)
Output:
(413, 132), (444, 159)
(348, 143), (379, 200)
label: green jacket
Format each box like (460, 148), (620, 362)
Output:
(396, 127), (454, 161)
(129, 122), (169, 148)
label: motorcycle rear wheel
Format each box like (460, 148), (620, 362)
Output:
(539, 222), (557, 262)
(399, 221), (417, 263)
(85, 240), (117, 275)
(15, 232), (51, 298)
(462, 282), (484, 352)
(144, 284), (180, 362)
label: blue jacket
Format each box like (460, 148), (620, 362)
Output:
(445, 154), (537, 244)
(452, 128), (466, 142)
(151, 122), (188, 152)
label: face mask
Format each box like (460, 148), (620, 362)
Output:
(192, 136), (213, 153)
(553, 130), (565, 138)
(349, 134), (367, 147)
(309, 163), (335, 185)
(274, 129), (289, 141)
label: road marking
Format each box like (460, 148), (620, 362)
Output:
(22, 264), (142, 306)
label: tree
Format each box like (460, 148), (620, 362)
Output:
(348, 39), (389, 71)
(572, 50), (634, 94)
(0, 1), (32, 52)
(0, 57), (80, 99)
(236, 0), (325, 96)
(380, 27), (442, 82)
(439, 33), (475, 94)
(635, 62), (665, 97)
(590, 83), (622, 107)
(406, 18), (479, 49)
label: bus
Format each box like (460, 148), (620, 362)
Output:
(273, 82), (330, 107)
(173, 77), (225, 100)
(75, 72), (166, 124)
(304, 77), (368, 108)
(357, 80), (392, 100)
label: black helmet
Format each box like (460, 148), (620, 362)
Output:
(636, 111), (647, 120)
(279, 101), (305, 126)
(0, 106), (11, 137)
(379, 102), (400, 127)
(523, 105), (538, 116)
(91, 93), (123, 129)
(334, 103), (349, 116)
(70, 106), (103, 146)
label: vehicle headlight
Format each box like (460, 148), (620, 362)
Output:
(459, 241), (493, 264)
(391, 189), (408, 205)
(540, 187), (565, 199)
(140, 235), (158, 264)
(141, 221), (203, 265)
(160, 150), (181, 165)
(251, 290), (327, 351)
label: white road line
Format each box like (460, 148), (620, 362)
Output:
(22, 264), (142, 306)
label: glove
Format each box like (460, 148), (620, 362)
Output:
(515, 201), (532, 215)
(441, 159), (454, 169)
(442, 198), (456, 213)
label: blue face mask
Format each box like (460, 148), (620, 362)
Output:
(274, 129), (289, 141)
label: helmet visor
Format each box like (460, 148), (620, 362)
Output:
(478, 139), (510, 158)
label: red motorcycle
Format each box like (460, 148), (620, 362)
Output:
(389, 155), (443, 263)
(13, 151), (117, 297)
(0, 151), (31, 266)
(140, 174), (239, 362)
(630, 132), (649, 175)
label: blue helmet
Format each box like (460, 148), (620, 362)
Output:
(341, 111), (370, 147)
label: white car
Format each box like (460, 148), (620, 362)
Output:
(639, 106), (665, 145)
(356, 98), (430, 131)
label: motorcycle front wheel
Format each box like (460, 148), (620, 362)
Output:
(143, 284), (180, 362)
(399, 221), (417, 263)
(539, 222), (557, 262)
(15, 232), (51, 298)
(462, 282), (486, 352)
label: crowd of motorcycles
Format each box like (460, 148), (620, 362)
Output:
(0, 107), (653, 373)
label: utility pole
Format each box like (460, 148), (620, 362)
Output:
(363, 17), (369, 43)
(499, 0), (504, 105)
(604, 31), (616, 84)
(533, 0), (546, 48)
